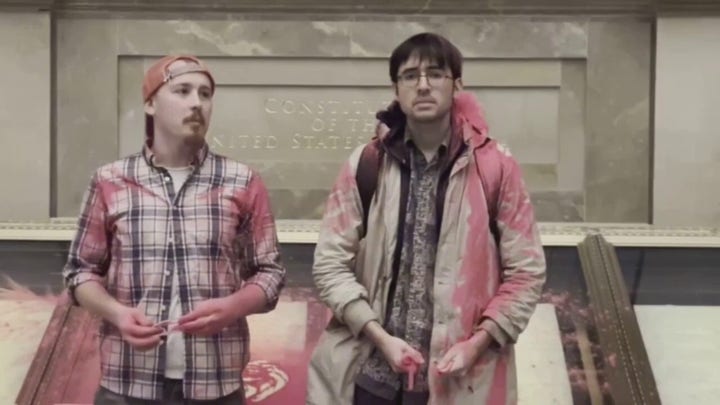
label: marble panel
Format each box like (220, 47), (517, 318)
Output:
(585, 20), (651, 222)
(116, 56), (565, 219)
(347, 18), (588, 58)
(557, 61), (586, 192)
(0, 12), (51, 220)
(117, 20), (352, 57)
(55, 18), (119, 215)
(654, 18), (720, 227)
(54, 16), (646, 224)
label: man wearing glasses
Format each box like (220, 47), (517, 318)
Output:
(308, 33), (546, 404)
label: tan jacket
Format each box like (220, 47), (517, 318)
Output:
(307, 93), (546, 405)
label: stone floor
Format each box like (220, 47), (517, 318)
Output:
(635, 305), (720, 405)
(516, 303), (574, 404)
(1, 298), (719, 404)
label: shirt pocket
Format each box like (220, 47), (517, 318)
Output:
(190, 229), (240, 298)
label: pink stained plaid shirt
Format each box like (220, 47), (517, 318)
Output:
(62, 143), (286, 400)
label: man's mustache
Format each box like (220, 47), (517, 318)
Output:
(183, 113), (205, 125)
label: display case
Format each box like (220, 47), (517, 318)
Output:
(0, 221), (718, 404)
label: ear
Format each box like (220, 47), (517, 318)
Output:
(392, 83), (399, 101)
(143, 98), (156, 116)
(453, 77), (464, 92)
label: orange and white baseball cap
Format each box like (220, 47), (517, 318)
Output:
(142, 55), (215, 102)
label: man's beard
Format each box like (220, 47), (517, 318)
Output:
(181, 112), (207, 150)
(182, 130), (206, 150)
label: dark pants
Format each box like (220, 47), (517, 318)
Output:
(353, 384), (429, 405)
(93, 379), (245, 405)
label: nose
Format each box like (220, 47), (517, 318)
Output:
(417, 74), (431, 91)
(188, 90), (202, 108)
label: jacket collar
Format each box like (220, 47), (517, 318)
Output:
(374, 91), (490, 153)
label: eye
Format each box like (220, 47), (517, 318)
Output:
(402, 72), (419, 81)
(200, 89), (212, 99)
(428, 70), (445, 80)
(175, 87), (190, 95)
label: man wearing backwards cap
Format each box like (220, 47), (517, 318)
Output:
(62, 55), (286, 404)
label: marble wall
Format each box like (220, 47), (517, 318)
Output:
(0, 12), (50, 221)
(52, 16), (653, 223)
(654, 18), (720, 227)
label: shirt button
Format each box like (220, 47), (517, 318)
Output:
(161, 305), (167, 312)
(164, 270), (171, 276)
(164, 176), (171, 182)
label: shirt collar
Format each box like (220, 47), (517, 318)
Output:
(403, 126), (450, 152)
(142, 140), (209, 169)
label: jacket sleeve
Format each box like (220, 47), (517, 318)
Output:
(62, 171), (112, 305)
(478, 150), (547, 347)
(312, 150), (378, 338)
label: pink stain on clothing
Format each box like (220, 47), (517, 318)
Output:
(308, 91), (543, 404)
(247, 177), (273, 235)
(487, 353), (508, 404)
(421, 93), (482, 404)
(499, 189), (538, 242)
(201, 186), (228, 204)
(452, 92), (489, 141)
(438, 93), (503, 404)
(452, 160), (494, 336)
(323, 161), (357, 235)
(449, 92), (496, 338)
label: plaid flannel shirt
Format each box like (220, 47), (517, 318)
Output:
(62, 144), (286, 400)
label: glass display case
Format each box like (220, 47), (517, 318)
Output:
(0, 221), (717, 405)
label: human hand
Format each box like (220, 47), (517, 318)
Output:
(176, 296), (239, 336)
(110, 306), (164, 351)
(379, 335), (424, 389)
(436, 331), (492, 376)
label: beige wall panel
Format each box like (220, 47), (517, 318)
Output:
(0, 12), (50, 220)
(585, 20), (652, 222)
(654, 18), (720, 226)
(53, 17), (649, 223)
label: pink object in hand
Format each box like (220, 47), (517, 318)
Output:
(153, 319), (178, 332)
(402, 357), (419, 391)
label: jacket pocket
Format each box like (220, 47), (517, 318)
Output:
(309, 326), (371, 393)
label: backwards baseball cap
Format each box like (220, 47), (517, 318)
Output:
(142, 55), (215, 102)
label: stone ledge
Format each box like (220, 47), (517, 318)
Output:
(1, 1), (720, 15)
(1, 219), (718, 247)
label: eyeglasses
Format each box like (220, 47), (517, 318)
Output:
(396, 68), (453, 88)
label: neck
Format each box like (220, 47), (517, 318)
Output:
(406, 113), (451, 154)
(150, 131), (202, 168)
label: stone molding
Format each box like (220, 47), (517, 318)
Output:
(2, 1), (720, 15)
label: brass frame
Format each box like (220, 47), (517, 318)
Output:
(577, 234), (661, 405)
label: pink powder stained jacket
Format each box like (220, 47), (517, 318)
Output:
(307, 92), (546, 405)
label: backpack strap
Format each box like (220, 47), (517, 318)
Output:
(474, 140), (503, 244)
(356, 139), (384, 239)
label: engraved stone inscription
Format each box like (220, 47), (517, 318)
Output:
(120, 79), (564, 219)
(210, 89), (391, 160)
